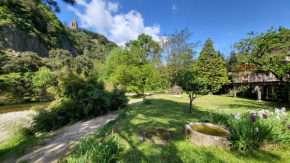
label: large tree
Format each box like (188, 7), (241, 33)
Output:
(195, 38), (230, 94)
(105, 34), (163, 95)
(235, 27), (290, 80)
(164, 28), (199, 86)
(227, 51), (239, 72)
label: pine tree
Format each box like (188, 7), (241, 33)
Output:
(195, 38), (230, 94)
(227, 51), (238, 72)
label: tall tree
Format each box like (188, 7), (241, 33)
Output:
(106, 34), (162, 95)
(227, 51), (239, 72)
(164, 28), (199, 86)
(195, 38), (230, 94)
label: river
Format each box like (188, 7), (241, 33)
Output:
(0, 102), (51, 114)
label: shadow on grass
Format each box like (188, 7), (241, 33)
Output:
(0, 135), (46, 163)
(115, 98), (284, 163)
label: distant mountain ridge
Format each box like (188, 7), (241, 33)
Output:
(0, 0), (117, 57)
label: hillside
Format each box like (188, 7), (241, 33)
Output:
(0, 0), (117, 58)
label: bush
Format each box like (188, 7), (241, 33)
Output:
(109, 88), (128, 111)
(33, 74), (128, 132)
(33, 99), (77, 132)
(202, 108), (290, 151)
(228, 114), (272, 150)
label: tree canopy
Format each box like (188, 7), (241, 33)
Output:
(235, 27), (290, 80)
(195, 38), (230, 93)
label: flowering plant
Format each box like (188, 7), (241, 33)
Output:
(202, 107), (290, 150)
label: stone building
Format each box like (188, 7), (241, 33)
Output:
(70, 18), (78, 29)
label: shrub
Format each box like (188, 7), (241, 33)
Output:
(228, 114), (272, 150)
(33, 99), (77, 132)
(202, 108), (290, 151)
(109, 88), (128, 111)
(33, 74), (128, 132)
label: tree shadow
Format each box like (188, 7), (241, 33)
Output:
(113, 98), (285, 162)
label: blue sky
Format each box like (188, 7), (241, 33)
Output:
(56, 0), (290, 56)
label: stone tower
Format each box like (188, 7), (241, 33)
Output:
(70, 18), (78, 29)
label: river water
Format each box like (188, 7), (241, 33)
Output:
(0, 102), (51, 114)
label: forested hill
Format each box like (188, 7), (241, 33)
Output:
(0, 0), (117, 58)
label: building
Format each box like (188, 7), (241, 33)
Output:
(231, 63), (289, 102)
(70, 18), (78, 29)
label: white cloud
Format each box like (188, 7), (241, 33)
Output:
(172, 5), (177, 10)
(68, 0), (160, 45)
(107, 1), (119, 13)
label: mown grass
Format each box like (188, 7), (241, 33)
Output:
(106, 94), (290, 163)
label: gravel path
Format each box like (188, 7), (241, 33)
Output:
(0, 110), (36, 145)
(1, 98), (143, 163)
(16, 112), (118, 163)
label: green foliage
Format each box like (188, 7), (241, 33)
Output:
(227, 51), (239, 72)
(228, 114), (272, 151)
(164, 27), (198, 84)
(65, 27), (117, 62)
(1, 52), (43, 74)
(46, 49), (74, 71)
(65, 112), (127, 163)
(202, 108), (290, 151)
(0, 72), (35, 104)
(32, 67), (56, 100)
(195, 38), (230, 93)
(66, 134), (121, 163)
(109, 88), (129, 111)
(236, 27), (290, 80)
(33, 98), (77, 132)
(106, 35), (163, 95)
(0, 0), (66, 49)
(33, 73), (128, 132)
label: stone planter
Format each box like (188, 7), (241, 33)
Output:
(185, 122), (230, 148)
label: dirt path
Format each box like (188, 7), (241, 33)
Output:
(14, 98), (143, 163)
(16, 112), (118, 163)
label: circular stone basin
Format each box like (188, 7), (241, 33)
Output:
(185, 122), (230, 148)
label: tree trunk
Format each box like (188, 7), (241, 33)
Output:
(189, 99), (193, 113)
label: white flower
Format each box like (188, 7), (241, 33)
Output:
(98, 143), (102, 146)
(270, 111), (274, 115)
(281, 112), (286, 116)
(275, 108), (279, 113)
(255, 127), (259, 132)
(281, 107), (286, 112)
(275, 115), (280, 120)
(234, 112), (241, 119)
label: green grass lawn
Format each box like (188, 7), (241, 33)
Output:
(110, 94), (290, 163)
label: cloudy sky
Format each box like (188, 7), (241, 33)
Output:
(56, 0), (290, 55)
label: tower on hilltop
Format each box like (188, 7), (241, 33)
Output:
(70, 18), (78, 29)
